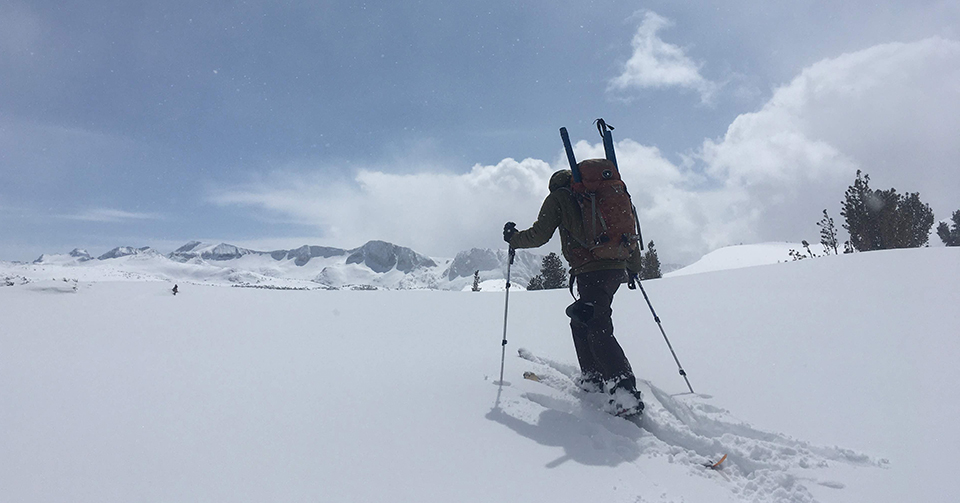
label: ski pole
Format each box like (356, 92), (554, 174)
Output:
(633, 275), (694, 393)
(497, 248), (516, 385)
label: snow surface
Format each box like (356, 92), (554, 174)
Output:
(667, 242), (830, 277)
(2, 246), (958, 502)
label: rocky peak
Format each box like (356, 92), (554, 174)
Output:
(98, 246), (157, 260)
(276, 245), (347, 266)
(69, 249), (93, 261)
(346, 240), (437, 273)
(445, 248), (501, 280)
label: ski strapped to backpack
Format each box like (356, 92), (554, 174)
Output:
(559, 119), (644, 262)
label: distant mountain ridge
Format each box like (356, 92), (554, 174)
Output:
(98, 246), (160, 260)
(168, 241), (352, 265)
(11, 240), (849, 291)
(23, 239), (544, 291)
(165, 240), (437, 272)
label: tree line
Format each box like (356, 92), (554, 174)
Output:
(815, 170), (959, 255)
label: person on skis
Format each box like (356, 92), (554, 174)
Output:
(503, 166), (644, 418)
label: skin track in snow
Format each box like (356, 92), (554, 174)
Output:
(510, 347), (887, 502)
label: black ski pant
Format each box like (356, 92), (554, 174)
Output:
(570, 268), (636, 392)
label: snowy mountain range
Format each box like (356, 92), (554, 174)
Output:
(16, 240), (547, 291)
(6, 240), (831, 291)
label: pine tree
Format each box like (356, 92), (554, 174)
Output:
(471, 270), (481, 292)
(841, 170), (880, 251)
(526, 274), (544, 290)
(640, 241), (662, 280)
(539, 252), (567, 290)
(840, 170), (935, 251)
(937, 210), (960, 246)
(890, 192), (935, 248)
(817, 209), (839, 255)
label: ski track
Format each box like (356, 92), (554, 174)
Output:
(508, 348), (887, 503)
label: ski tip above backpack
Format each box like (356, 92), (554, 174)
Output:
(560, 119), (619, 182)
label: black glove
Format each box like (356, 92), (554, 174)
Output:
(627, 272), (639, 290)
(503, 222), (518, 244)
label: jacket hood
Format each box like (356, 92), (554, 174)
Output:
(549, 169), (573, 192)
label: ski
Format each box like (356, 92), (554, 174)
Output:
(519, 349), (733, 469)
(520, 367), (642, 424)
(525, 367), (726, 469)
(704, 453), (728, 470)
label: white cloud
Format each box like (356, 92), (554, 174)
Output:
(212, 38), (960, 265)
(211, 158), (555, 257)
(697, 37), (960, 243)
(209, 139), (750, 264)
(609, 11), (718, 103)
(62, 208), (163, 223)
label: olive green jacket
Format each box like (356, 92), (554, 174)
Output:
(508, 169), (643, 277)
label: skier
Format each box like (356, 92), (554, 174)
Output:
(172, 284), (178, 296)
(503, 167), (645, 417)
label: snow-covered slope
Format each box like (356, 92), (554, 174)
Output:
(2, 246), (957, 502)
(668, 242), (830, 276)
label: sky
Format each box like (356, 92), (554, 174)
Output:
(1, 0), (958, 263)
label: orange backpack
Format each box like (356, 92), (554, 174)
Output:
(561, 120), (643, 261)
(571, 158), (641, 260)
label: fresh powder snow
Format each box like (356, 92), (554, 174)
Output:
(1, 244), (957, 502)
